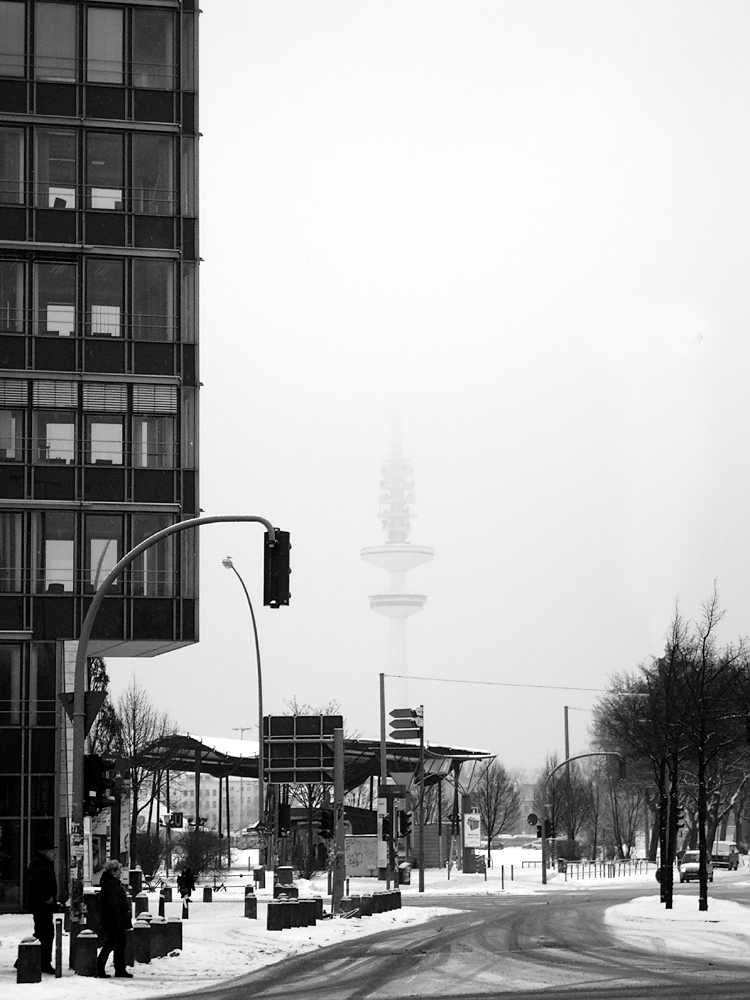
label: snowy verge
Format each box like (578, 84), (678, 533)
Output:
(605, 892), (750, 962)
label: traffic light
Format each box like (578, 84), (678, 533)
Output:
(83, 754), (117, 816)
(318, 808), (333, 840)
(381, 814), (391, 841)
(264, 530), (291, 608)
(544, 819), (555, 839)
(398, 810), (412, 837)
(278, 802), (291, 838)
(618, 757), (627, 781)
(536, 824), (542, 839)
(675, 805), (686, 830)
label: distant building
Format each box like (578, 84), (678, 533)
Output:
(0, 0), (199, 911)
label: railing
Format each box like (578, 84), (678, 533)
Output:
(560, 859), (653, 880)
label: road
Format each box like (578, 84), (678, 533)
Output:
(171, 875), (750, 1000)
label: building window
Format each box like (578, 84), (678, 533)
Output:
(0, 2), (25, 77)
(85, 515), (121, 591)
(35, 129), (77, 209)
(0, 645), (21, 725)
(133, 259), (174, 340)
(0, 409), (23, 461)
(86, 133), (124, 211)
(33, 411), (75, 464)
(132, 135), (174, 216)
(132, 415), (174, 469)
(87, 7), (123, 85)
(86, 259), (123, 338)
(132, 514), (174, 597)
(35, 2), (77, 83)
(31, 644), (56, 727)
(85, 414), (123, 466)
(0, 261), (24, 333)
(0, 129), (24, 205)
(35, 262), (76, 337)
(132, 9), (175, 90)
(35, 511), (75, 593)
(0, 512), (22, 592)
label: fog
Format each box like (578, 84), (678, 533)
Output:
(107, 1), (750, 779)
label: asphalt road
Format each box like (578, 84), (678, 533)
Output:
(172, 875), (750, 1000)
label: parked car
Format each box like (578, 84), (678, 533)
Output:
(678, 850), (713, 883)
(710, 841), (739, 870)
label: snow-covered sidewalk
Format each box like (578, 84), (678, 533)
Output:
(2, 851), (748, 996)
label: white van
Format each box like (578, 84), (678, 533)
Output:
(711, 841), (739, 870)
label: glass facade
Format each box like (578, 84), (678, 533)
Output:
(0, 0), (198, 911)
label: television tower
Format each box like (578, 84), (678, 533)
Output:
(361, 431), (434, 677)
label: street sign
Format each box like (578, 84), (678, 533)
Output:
(389, 707), (423, 740)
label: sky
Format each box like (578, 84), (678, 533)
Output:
(108, 1), (750, 779)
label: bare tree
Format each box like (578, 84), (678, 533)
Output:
(115, 676), (175, 867)
(472, 761), (520, 867)
(87, 658), (123, 758)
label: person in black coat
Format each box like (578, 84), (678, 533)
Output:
(97, 860), (133, 978)
(26, 842), (58, 974)
(177, 866), (195, 899)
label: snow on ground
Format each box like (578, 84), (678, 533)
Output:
(1, 848), (747, 996)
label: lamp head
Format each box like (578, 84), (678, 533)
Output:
(222, 556), (234, 570)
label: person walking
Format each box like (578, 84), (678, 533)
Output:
(177, 866), (195, 899)
(26, 841), (58, 974)
(97, 860), (133, 978)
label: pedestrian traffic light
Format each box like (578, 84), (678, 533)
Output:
(264, 530), (291, 608)
(318, 808), (333, 839)
(536, 824), (542, 838)
(381, 814), (391, 841)
(278, 802), (291, 838)
(544, 819), (555, 839)
(83, 754), (117, 815)
(398, 810), (412, 837)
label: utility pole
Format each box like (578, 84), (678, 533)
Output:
(332, 728), (346, 912)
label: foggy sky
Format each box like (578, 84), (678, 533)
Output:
(107, 1), (750, 780)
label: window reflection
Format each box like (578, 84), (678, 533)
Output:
(133, 259), (174, 340)
(36, 130), (77, 209)
(0, 410), (22, 461)
(85, 415), (123, 465)
(132, 10), (174, 90)
(86, 260), (123, 338)
(0, 512), (22, 591)
(36, 511), (75, 592)
(132, 135), (174, 215)
(85, 515), (121, 591)
(87, 7), (123, 85)
(34, 411), (75, 464)
(35, 2), (77, 82)
(132, 514), (174, 596)
(86, 134), (124, 211)
(0, 2), (25, 77)
(133, 415), (174, 468)
(0, 261), (23, 333)
(0, 129), (23, 205)
(0, 645), (21, 724)
(35, 263), (76, 337)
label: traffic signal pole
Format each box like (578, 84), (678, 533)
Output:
(70, 515), (281, 946)
(418, 713), (425, 892)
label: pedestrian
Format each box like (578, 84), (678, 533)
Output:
(97, 859), (133, 979)
(26, 840), (58, 974)
(177, 866), (195, 899)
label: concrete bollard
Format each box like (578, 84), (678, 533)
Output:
(166, 918), (183, 952)
(16, 937), (41, 984)
(312, 895), (323, 920)
(133, 920), (151, 964)
(278, 896), (292, 929)
(244, 893), (257, 919)
(161, 886), (172, 902)
(289, 899), (301, 927)
(134, 891), (149, 917)
(158, 894), (165, 918)
(253, 866), (265, 889)
(124, 927), (134, 968)
(372, 891), (384, 913)
(74, 929), (99, 977)
(273, 883), (299, 899)
(394, 889), (402, 909)
(139, 911), (154, 925)
(349, 893), (362, 919)
(339, 896), (355, 918)
(305, 898), (317, 926)
(360, 893), (373, 917)
(244, 884), (255, 897)
(203, 886), (212, 903)
(181, 898), (189, 920)
(266, 900), (284, 931)
(297, 898), (309, 927)
(150, 916), (168, 959)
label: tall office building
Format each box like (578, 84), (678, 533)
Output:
(0, 0), (199, 911)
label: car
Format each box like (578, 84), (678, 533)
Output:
(710, 841), (740, 870)
(678, 850), (713, 883)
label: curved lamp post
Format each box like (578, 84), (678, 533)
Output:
(222, 557), (265, 857)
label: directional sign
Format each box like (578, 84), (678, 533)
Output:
(389, 706), (424, 740)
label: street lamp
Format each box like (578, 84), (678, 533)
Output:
(222, 557), (264, 859)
